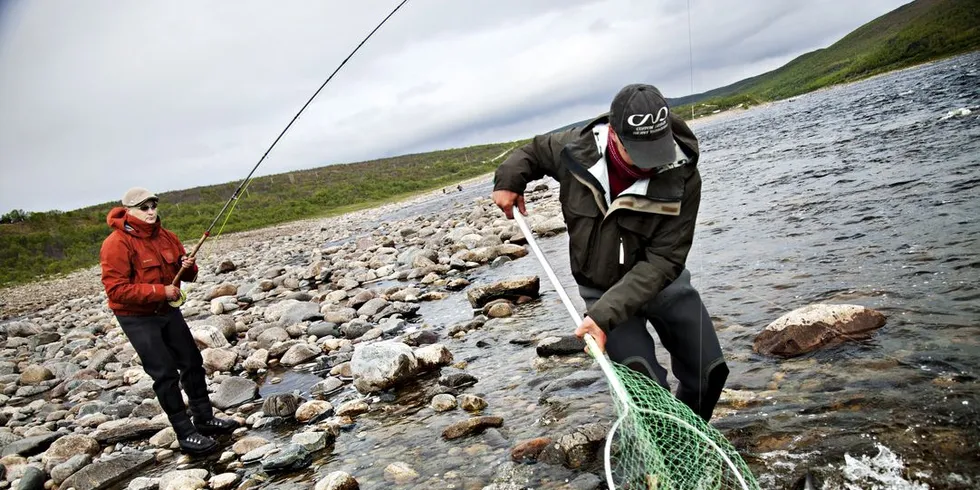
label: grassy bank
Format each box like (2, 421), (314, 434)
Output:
(0, 142), (520, 287)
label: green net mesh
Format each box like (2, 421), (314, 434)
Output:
(602, 361), (760, 490)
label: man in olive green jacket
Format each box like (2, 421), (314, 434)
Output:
(493, 84), (728, 421)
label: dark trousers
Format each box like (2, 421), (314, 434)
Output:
(116, 308), (212, 420)
(579, 269), (729, 421)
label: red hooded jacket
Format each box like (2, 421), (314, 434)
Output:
(100, 207), (198, 316)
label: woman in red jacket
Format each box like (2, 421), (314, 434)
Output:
(100, 187), (237, 454)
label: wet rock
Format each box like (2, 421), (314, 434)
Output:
(402, 329), (439, 347)
(536, 335), (585, 357)
(452, 244), (528, 264)
(384, 462), (419, 484)
(439, 370), (478, 389)
(232, 436), (271, 455)
(314, 471), (359, 490)
(60, 451), (154, 490)
(256, 327), (290, 349)
(448, 317), (487, 336)
(291, 431), (330, 452)
(310, 377), (344, 399)
(350, 341), (419, 393)
(212, 377), (258, 409)
(466, 276), (540, 308)
(568, 473), (602, 490)
(263, 393), (304, 417)
(753, 304), (887, 358)
(159, 469), (208, 490)
(541, 371), (602, 394)
(241, 443), (277, 463)
(486, 302), (514, 318)
(340, 320), (374, 340)
(414, 343), (453, 371)
(431, 394), (457, 412)
(335, 400), (369, 417)
(295, 401), (333, 423)
(539, 423), (608, 468)
(459, 394), (488, 412)
(511, 437), (552, 463)
(442, 416), (504, 440)
(262, 444), (312, 472)
(210, 473), (241, 490)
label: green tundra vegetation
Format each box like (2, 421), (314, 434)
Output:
(2, 0), (979, 287)
(0, 142), (519, 286)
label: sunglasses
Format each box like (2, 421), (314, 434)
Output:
(134, 201), (158, 211)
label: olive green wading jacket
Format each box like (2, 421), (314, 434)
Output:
(493, 112), (701, 332)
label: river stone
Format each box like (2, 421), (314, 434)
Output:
(263, 393), (305, 417)
(452, 244), (528, 264)
(753, 304), (887, 358)
(403, 329), (439, 347)
(278, 302), (322, 327)
(257, 327), (290, 349)
(486, 302), (514, 318)
(50, 453), (92, 484)
(280, 344), (320, 367)
(190, 325), (230, 349)
(383, 462), (419, 484)
(243, 349), (269, 372)
(16, 465), (44, 490)
(290, 431), (330, 452)
(350, 341), (419, 393)
(314, 471), (359, 490)
(511, 437), (552, 463)
(335, 400), (369, 417)
(212, 377), (258, 409)
(1, 432), (62, 457)
(465, 276), (540, 308)
(459, 394), (488, 412)
(414, 343), (453, 371)
(92, 419), (168, 444)
(308, 321), (340, 338)
(60, 451), (154, 490)
(262, 444), (312, 472)
(206, 284), (238, 300)
(209, 473), (240, 490)
(430, 394), (457, 412)
(442, 416), (504, 440)
(201, 348), (237, 373)
(18, 365), (54, 385)
(41, 434), (100, 468)
(439, 370), (478, 389)
(295, 401), (333, 423)
(310, 377), (344, 399)
(231, 436), (270, 455)
(536, 335), (585, 356)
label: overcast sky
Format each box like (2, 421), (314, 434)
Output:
(0, 0), (912, 214)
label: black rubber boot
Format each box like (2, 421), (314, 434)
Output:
(170, 413), (218, 455)
(190, 398), (239, 435)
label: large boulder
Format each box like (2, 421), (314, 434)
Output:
(350, 341), (419, 394)
(465, 276), (540, 308)
(753, 304), (886, 358)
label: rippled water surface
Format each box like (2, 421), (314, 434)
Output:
(168, 54), (979, 489)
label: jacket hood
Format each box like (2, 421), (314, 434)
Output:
(106, 206), (160, 238)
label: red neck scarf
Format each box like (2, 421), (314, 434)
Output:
(606, 132), (658, 199)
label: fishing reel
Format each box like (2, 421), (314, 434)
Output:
(168, 288), (188, 308)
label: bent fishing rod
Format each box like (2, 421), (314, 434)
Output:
(167, 0), (410, 306)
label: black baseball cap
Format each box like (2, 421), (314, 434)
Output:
(609, 84), (677, 169)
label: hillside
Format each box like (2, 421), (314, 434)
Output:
(0, 142), (520, 287)
(552, 0), (980, 130)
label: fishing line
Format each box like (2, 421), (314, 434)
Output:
(168, 0), (410, 304)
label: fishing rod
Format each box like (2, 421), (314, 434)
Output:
(167, 0), (410, 306)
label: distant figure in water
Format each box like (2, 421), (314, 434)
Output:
(457, 184), (463, 192)
(491, 83), (728, 421)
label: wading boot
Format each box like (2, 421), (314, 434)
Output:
(190, 398), (240, 435)
(170, 413), (218, 455)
